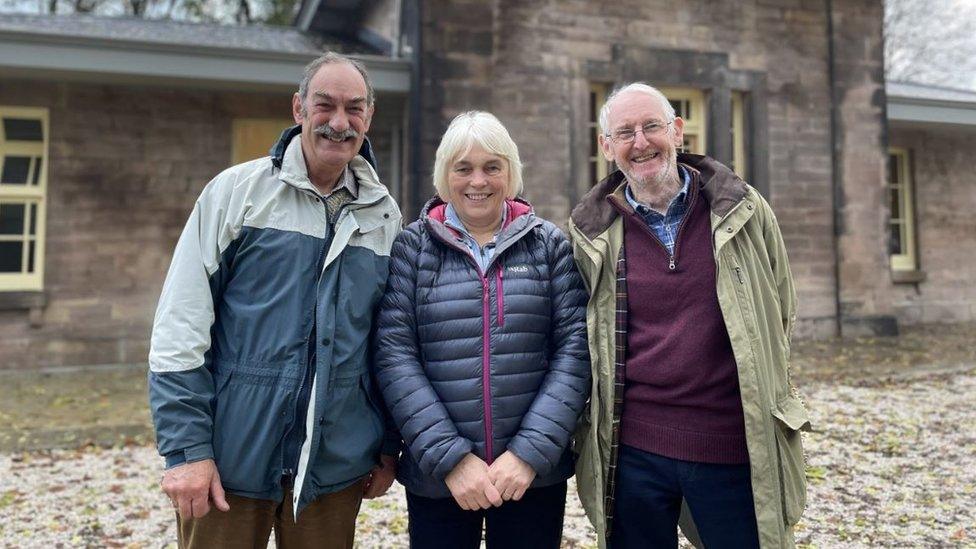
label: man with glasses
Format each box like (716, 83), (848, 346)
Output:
(569, 83), (810, 548)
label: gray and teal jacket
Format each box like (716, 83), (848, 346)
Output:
(148, 135), (401, 516)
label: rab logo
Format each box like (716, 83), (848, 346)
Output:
(508, 265), (530, 273)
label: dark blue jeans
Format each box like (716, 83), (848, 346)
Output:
(610, 445), (760, 549)
(406, 481), (567, 549)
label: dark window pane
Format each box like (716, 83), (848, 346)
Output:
(889, 188), (901, 218)
(32, 157), (42, 186)
(3, 118), (43, 141)
(589, 91), (597, 121)
(685, 100), (692, 120)
(29, 203), (37, 235)
(0, 241), (23, 272)
(670, 100), (682, 118)
(889, 224), (903, 255)
(1, 156), (31, 184)
(888, 154), (898, 184)
(27, 240), (35, 273)
(0, 203), (25, 235)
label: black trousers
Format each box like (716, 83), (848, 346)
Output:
(610, 444), (760, 549)
(406, 481), (567, 549)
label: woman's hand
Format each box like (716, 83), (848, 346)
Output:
(488, 450), (536, 501)
(445, 453), (504, 510)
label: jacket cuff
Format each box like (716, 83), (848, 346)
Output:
(431, 438), (474, 481)
(164, 442), (214, 469)
(507, 437), (552, 477)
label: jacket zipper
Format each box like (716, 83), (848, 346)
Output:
(495, 263), (505, 327)
(282, 197), (330, 479)
(480, 272), (495, 464)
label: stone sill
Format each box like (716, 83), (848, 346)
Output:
(891, 269), (927, 284)
(0, 291), (47, 327)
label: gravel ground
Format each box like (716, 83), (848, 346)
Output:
(2, 368), (974, 548)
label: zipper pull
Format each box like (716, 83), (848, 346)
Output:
(735, 267), (744, 284)
(668, 256), (676, 271)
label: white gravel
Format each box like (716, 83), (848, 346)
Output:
(2, 370), (974, 548)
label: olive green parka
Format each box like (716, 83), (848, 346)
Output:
(569, 154), (811, 548)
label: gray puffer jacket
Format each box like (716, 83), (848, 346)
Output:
(373, 197), (590, 498)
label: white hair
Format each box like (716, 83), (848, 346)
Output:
(432, 111), (524, 200)
(598, 82), (676, 134)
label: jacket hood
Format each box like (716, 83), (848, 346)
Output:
(269, 124), (377, 171)
(423, 196), (534, 227)
(419, 196), (540, 260)
(569, 153), (749, 240)
(277, 135), (391, 207)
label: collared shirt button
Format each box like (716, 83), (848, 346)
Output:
(321, 336), (331, 346)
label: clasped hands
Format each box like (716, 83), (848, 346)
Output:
(444, 451), (535, 511)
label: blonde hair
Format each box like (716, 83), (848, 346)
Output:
(432, 111), (524, 200)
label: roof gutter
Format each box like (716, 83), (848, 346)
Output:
(0, 28), (410, 93)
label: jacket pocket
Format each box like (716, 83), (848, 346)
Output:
(770, 394), (811, 527)
(309, 374), (383, 487)
(211, 367), (290, 493)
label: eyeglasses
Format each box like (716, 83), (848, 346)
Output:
(606, 120), (673, 144)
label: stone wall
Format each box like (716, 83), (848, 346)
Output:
(417, 0), (869, 337)
(889, 126), (976, 324)
(829, 0), (895, 336)
(0, 79), (400, 370)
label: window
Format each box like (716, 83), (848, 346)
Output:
(231, 118), (295, 165)
(661, 87), (706, 154)
(588, 83), (612, 184)
(0, 107), (48, 292)
(731, 91), (748, 180)
(887, 148), (917, 272)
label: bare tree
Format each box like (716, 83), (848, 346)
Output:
(885, 0), (976, 88)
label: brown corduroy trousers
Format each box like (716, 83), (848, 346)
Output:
(176, 479), (365, 549)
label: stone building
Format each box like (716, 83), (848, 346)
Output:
(0, 0), (973, 370)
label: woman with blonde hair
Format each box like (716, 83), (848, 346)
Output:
(373, 111), (590, 548)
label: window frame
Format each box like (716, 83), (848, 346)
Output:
(887, 147), (918, 272)
(731, 91), (748, 180)
(660, 87), (707, 155)
(588, 82), (612, 184)
(0, 106), (49, 292)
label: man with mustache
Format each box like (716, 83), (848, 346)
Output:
(570, 83), (810, 548)
(148, 52), (401, 548)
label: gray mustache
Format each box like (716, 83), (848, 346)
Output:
(313, 125), (359, 140)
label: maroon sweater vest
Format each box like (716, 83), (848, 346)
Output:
(618, 180), (749, 464)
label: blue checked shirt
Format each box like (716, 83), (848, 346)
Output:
(444, 202), (507, 273)
(624, 166), (691, 255)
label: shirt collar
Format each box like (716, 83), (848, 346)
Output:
(624, 165), (690, 214)
(444, 201), (508, 239)
(324, 165), (358, 199)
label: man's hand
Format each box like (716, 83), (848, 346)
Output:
(363, 454), (397, 499)
(160, 459), (230, 520)
(488, 451), (536, 501)
(444, 453), (503, 510)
